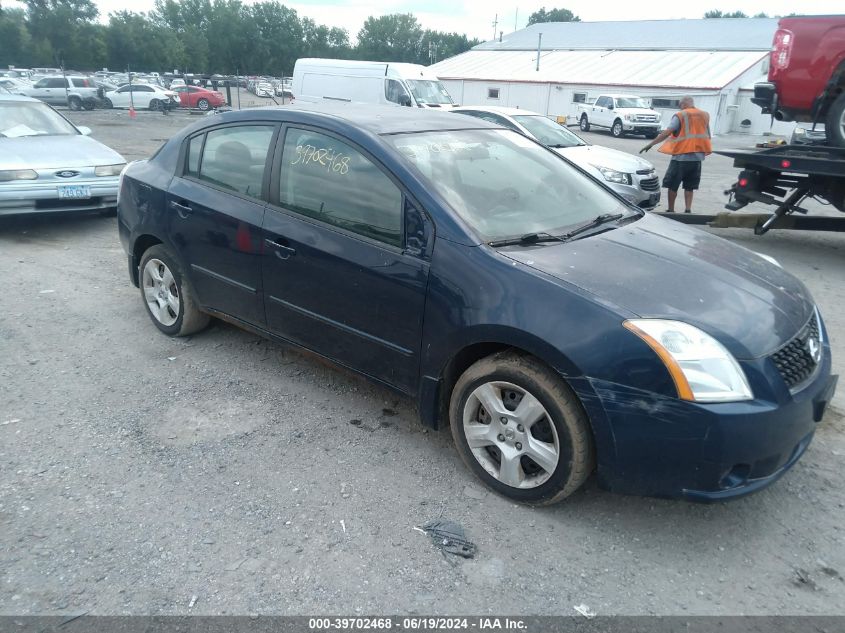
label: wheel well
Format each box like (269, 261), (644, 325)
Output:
(435, 343), (557, 430)
(131, 235), (163, 285)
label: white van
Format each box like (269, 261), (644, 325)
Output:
(292, 58), (456, 109)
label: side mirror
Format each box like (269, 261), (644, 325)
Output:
(398, 94), (412, 107)
(607, 104), (614, 110)
(77, 126), (92, 136)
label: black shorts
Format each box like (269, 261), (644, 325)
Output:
(662, 160), (702, 191)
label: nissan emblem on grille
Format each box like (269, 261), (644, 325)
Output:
(56, 170), (79, 178)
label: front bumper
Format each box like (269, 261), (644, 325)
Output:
(0, 178), (119, 215)
(606, 171), (661, 209)
(577, 346), (836, 501)
(622, 122), (660, 132)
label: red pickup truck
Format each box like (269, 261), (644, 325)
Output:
(752, 15), (845, 146)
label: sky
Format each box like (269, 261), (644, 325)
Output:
(8, 0), (843, 41)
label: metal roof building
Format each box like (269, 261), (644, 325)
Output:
(430, 18), (787, 135)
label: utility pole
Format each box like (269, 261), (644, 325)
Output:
(492, 14), (498, 41)
(536, 33), (543, 71)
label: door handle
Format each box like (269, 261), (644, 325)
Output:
(265, 238), (297, 260)
(169, 200), (193, 219)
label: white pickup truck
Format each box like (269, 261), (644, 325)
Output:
(577, 94), (662, 139)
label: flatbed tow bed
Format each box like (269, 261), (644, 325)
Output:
(658, 145), (845, 235)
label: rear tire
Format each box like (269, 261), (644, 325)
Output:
(449, 350), (594, 505)
(825, 92), (845, 148)
(579, 115), (590, 132)
(68, 96), (82, 111)
(148, 98), (161, 111)
(611, 119), (624, 137)
(139, 245), (210, 337)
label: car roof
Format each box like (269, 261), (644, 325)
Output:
(211, 102), (502, 135)
(0, 93), (40, 103)
(453, 105), (542, 118)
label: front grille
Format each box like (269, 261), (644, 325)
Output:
(635, 115), (659, 122)
(771, 313), (821, 389)
(639, 177), (660, 191)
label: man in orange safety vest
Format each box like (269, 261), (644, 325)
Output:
(640, 96), (712, 213)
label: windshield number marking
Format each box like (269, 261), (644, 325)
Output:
(290, 144), (350, 175)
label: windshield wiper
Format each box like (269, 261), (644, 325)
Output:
(488, 232), (566, 248)
(547, 143), (572, 149)
(560, 213), (626, 242)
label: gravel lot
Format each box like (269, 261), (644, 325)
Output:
(1, 103), (844, 617)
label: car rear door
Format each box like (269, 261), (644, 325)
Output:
(166, 122), (278, 326)
(260, 125), (432, 392)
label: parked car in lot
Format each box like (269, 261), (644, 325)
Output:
(20, 75), (100, 110)
(453, 106), (660, 209)
(255, 81), (274, 97)
(104, 83), (180, 110)
(0, 94), (125, 216)
(171, 85), (226, 110)
(117, 103), (836, 504)
(578, 94), (662, 138)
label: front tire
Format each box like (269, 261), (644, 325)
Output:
(196, 98), (210, 111)
(611, 119), (624, 137)
(826, 92), (845, 148)
(139, 245), (210, 337)
(449, 350), (594, 505)
(579, 115), (590, 132)
(102, 98), (113, 109)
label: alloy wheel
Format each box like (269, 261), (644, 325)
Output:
(142, 259), (180, 326)
(462, 381), (560, 489)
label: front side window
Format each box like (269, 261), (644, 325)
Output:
(388, 129), (627, 242)
(196, 125), (275, 198)
(279, 128), (403, 247)
(46, 78), (66, 89)
(385, 79), (410, 105)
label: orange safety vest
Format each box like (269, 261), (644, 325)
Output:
(659, 108), (712, 156)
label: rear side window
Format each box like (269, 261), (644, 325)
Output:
(197, 125), (275, 198)
(71, 78), (90, 88)
(186, 135), (203, 177)
(279, 128), (403, 247)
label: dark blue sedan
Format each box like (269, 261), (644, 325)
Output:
(117, 104), (837, 504)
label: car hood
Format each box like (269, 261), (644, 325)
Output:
(0, 135), (125, 170)
(499, 214), (814, 358)
(554, 144), (654, 173)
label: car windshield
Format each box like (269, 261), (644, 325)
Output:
(388, 129), (629, 241)
(615, 97), (650, 108)
(406, 80), (454, 105)
(0, 101), (79, 137)
(512, 115), (586, 148)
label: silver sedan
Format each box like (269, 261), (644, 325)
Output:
(0, 94), (125, 216)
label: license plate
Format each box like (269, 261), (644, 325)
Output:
(57, 185), (91, 200)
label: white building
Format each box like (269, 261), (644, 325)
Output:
(430, 18), (795, 136)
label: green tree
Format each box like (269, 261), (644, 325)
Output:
(527, 7), (580, 25)
(0, 8), (32, 68)
(248, 1), (303, 75)
(703, 10), (749, 18)
(356, 14), (423, 63)
(419, 30), (479, 64)
(106, 11), (184, 72)
(22, 0), (100, 68)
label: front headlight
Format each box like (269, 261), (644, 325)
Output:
(624, 319), (753, 402)
(624, 114), (635, 121)
(95, 163), (126, 177)
(0, 169), (38, 182)
(592, 165), (632, 185)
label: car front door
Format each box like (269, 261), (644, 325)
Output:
(260, 126), (432, 392)
(166, 123), (278, 326)
(593, 96), (611, 127)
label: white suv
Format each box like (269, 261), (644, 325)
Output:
(21, 76), (100, 110)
